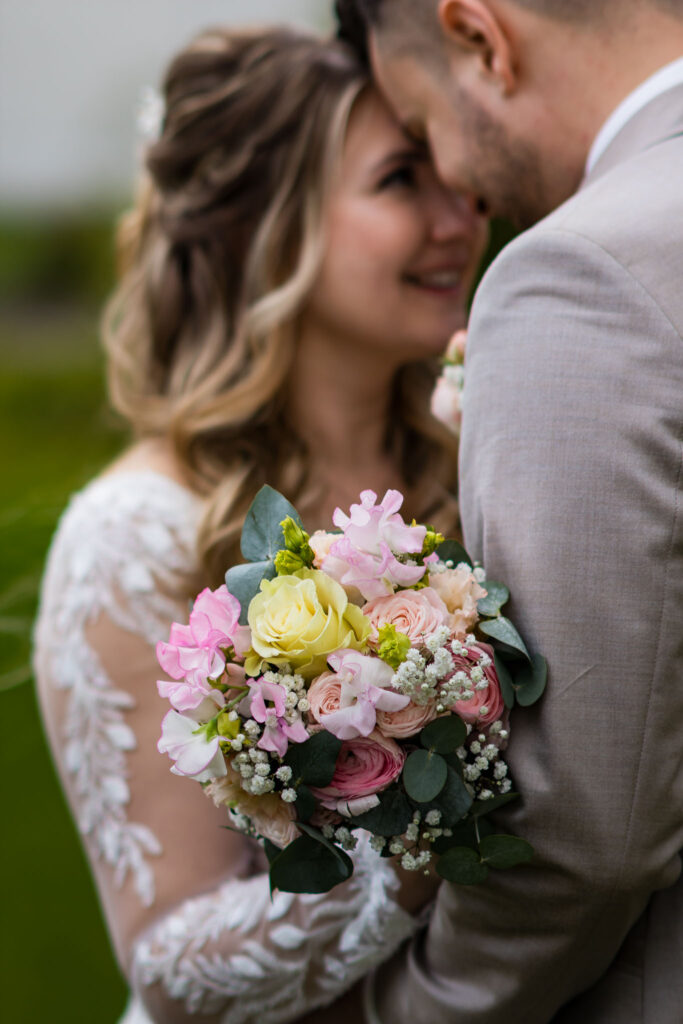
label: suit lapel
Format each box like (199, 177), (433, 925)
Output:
(582, 83), (683, 188)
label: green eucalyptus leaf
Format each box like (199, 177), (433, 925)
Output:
(435, 539), (473, 568)
(349, 786), (413, 837)
(283, 730), (341, 788)
(241, 485), (303, 563)
(493, 651), (516, 708)
(476, 581), (510, 618)
(263, 838), (282, 865)
(225, 560), (276, 625)
(443, 751), (464, 777)
(515, 654), (548, 707)
(419, 765), (472, 827)
(269, 832), (353, 894)
(479, 834), (534, 869)
(479, 616), (530, 660)
(403, 749), (448, 803)
(420, 716), (467, 754)
(471, 791), (519, 817)
(437, 846), (489, 885)
(294, 784), (316, 822)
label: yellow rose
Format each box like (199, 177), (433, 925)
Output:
(245, 568), (370, 679)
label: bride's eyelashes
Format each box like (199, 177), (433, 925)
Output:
(377, 163), (419, 190)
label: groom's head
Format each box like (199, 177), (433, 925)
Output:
(337, 0), (683, 227)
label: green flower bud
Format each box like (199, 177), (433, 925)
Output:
(377, 624), (411, 669)
(217, 712), (241, 739)
(422, 527), (445, 558)
(274, 549), (307, 576)
(280, 516), (315, 565)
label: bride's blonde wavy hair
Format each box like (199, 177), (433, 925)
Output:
(103, 26), (459, 588)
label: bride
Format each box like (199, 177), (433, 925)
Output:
(34, 24), (487, 1024)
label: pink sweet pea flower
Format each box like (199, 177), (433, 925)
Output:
(310, 649), (409, 740)
(188, 586), (252, 658)
(158, 702), (227, 783)
(323, 490), (427, 600)
(157, 662), (244, 714)
(247, 678), (309, 758)
(156, 585), (251, 708)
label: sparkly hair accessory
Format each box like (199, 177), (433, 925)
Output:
(136, 85), (165, 143)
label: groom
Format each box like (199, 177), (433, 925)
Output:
(336, 1), (683, 1022)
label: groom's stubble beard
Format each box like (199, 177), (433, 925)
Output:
(450, 83), (579, 230)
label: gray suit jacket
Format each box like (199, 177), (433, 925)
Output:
(374, 85), (683, 1023)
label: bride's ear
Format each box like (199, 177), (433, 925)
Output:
(437, 0), (516, 95)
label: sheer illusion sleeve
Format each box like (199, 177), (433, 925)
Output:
(34, 472), (418, 1024)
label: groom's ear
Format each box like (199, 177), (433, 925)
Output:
(438, 0), (516, 95)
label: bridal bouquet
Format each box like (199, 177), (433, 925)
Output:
(157, 487), (546, 893)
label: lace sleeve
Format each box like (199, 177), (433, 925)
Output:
(34, 471), (419, 1024)
(34, 471), (204, 908)
(131, 836), (417, 1024)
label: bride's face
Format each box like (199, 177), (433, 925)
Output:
(305, 88), (488, 361)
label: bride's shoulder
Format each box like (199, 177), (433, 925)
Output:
(41, 440), (204, 604)
(60, 439), (201, 533)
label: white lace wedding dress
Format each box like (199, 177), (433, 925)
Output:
(33, 470), (418, 1024)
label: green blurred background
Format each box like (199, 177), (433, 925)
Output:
(0, 4), (515, 1021)
(1, 213), (129, 1021)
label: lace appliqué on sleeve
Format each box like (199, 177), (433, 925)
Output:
(132, 835), (418, 1023)
(34, 472), (202, 907)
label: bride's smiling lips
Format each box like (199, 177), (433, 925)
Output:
(402, 264), (468, 296)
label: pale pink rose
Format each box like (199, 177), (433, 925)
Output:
(246, 796), (300, 849)
(309, 531), (340, 569)
(363, 587), (450, 646)
(429, 565), (487, 636)
(430, 370), (463, 434)
(449, 641), (505, 726)
(323, 490), (427, 601)
(307, 672), (342, 720)
(207, 765), (300, 849)
(313, 730), (405, 815)
(376, 700), (439, 739)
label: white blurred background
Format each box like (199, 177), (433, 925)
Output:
(0, 0), (332, 210)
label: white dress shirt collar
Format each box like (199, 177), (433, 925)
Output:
(585, 57), (683, 176)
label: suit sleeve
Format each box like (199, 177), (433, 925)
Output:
(371, 227), (683, 1023)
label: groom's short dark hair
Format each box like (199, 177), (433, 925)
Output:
(335, 0), (682, 46)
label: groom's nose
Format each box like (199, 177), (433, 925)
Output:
(430, 189), (484, 242)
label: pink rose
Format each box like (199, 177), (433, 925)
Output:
(307, 671), (342, 720)
(313, 731), (405, 816)
(449, 641), (505, 726)
(376, 700), (439, 739)
(363, 587), (450, 646)
(429, 565), (487, 636)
